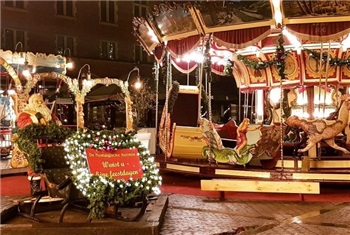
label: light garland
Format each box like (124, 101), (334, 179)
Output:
(64, 129), (162, 219)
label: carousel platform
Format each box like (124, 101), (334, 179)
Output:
(155, 154), (350, 198)
(156, 155), (350, 182)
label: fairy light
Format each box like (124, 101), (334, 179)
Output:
(64, 129), (162, 218)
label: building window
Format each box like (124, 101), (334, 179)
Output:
(56, 0), (75, 17)
(1, 28), (26, 51)
(3, 0), (25, 9)
(100, 41), (118, 60)
(56, 35), (75, 56)
(134, 1), (148, 18)
(134, 45), (149, 63)
(100, 0), (117, 24)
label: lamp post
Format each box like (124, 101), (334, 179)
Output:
(14, 42), (23, 53)
(64, 48), (73, 69)
(75, 64), (91, 130)
(77, 64), (91, 82)
(126, 66), (141, 88)
(124, 66), (140, 132)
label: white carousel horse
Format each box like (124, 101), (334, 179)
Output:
(286, 95), (350, 154)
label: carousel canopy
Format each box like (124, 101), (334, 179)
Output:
(133, 1), (350, 90)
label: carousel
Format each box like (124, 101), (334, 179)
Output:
(132, 0), (350, 195)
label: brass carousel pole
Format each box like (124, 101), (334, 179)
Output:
(323, 41), (331, 115)
(279, 73), (284, 174)
(154, 62), (159, 154)
(164, 50), (171, 161)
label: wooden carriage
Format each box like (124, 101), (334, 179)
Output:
(159, 84), (207, 159)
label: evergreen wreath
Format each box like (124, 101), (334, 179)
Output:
(64, 129), (162, 219)
(14, 123), (74, 172)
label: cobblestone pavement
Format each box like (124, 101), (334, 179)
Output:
(159, 194), (350, 235)
(2, 194), (350, 235)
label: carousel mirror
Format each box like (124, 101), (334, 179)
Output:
(289, 86), (339, 119)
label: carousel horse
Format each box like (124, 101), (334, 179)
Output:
(286, 95), (350, 154)
(199, 118), (255, 166)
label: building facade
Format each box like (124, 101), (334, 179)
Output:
(1, 0), (153, 79)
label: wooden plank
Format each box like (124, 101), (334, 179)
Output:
(293, 173), (350, 181)
(166, 164), (200, 173)
(215, 169), (270, 178)
(276, 159), (350, 169)
(310, 160), (350, 168)
(201, 179), (320, 194)
(275, 160), (301, 169)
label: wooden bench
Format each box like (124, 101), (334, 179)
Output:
(201, 179), (320, 201)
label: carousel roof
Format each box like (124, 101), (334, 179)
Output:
(133, 1), (350, 52)
(133, 1), (350, 90)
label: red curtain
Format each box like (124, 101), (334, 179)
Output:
(167, 35), (201, 57)
(170, 55), (198, 74)
(212, 26), (271, 49)
(286, 22), (350, 42)
(211, 63), (226, 76)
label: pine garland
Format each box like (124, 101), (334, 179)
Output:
(64, 129), (162, 219)
(237, 34), (288, 80)
(305, 48), (350, 67)
(14, 123), (74, 172)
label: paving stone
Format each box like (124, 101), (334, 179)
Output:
(2, 194), (350, 235)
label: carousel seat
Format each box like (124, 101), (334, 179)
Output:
(17, 145), (89, 222)
(214, 120), (238, 148)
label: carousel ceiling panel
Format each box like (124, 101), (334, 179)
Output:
(133, 1), (350, 55)
(148, 2), (200, 42)
(194, 0), (274, 33)
(282, 1), (350, 24)
(132, 17), (159, 55)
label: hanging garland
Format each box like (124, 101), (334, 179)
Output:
(224, 59), (234, 76)
(64, 129), (162, 219)
(304, 48), (350, 67)
(167, 81), (179, 114)
(236, 54), (272, 69)
(275, 35), (286, 80)
(14, 123), (74, 172)
(237, 34), (288, 79)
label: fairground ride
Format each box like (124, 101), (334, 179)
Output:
(132, 0), (350, 194)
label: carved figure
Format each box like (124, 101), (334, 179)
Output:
(17, 93), (61, 129)
(286, 96), (350, 154)
(200, 118), (256, 165)
(236, 118), (260, 154)
(12, 93), (61, 169)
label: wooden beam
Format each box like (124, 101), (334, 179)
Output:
(293, 173), (350, 181)
(201, 179), (320, 194)
(166, 164), (200, 173)
(215, 169), (271, 178)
